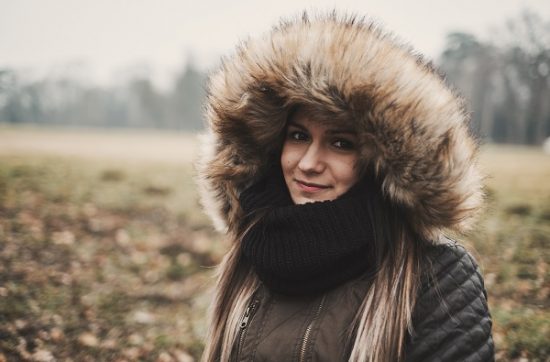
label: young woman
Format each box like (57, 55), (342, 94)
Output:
(197, 12), (494, 362)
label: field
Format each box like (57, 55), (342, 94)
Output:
(0, 128), (549, 361)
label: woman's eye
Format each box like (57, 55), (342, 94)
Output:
(288, 131), (308, 141)
(333, 139), (355, 150)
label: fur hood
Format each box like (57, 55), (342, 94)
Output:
(196, 12), (483, 241)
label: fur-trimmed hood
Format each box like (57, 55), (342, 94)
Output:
(196, 12), (483, 241)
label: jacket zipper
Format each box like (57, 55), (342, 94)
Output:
(298, 295), (326, 362)
(234, 298), (260, 361)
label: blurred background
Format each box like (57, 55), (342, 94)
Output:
(1, 0), (549, 361)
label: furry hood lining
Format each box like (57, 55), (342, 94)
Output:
(196, 12), (483, 241)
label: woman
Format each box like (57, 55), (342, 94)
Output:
(197, 12), (494, 362)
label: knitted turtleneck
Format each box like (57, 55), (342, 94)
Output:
(239, 166), (376, 296)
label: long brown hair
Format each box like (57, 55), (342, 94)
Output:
(348, 184), (424, 361)
(201, 169), (425, 362)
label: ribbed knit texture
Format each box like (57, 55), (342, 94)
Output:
(239, 166), (376, 295)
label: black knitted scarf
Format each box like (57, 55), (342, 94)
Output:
(239, 166), (376, 296)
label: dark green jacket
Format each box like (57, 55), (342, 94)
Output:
(232, 242), (494, 362)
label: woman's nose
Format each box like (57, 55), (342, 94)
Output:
(297, 143), (325, 173)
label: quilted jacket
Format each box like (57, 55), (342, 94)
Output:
(232, 241), (494, 362)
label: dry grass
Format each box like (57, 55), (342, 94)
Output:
(475, 146), (550, 361)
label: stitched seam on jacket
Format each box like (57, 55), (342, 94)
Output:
(460, 325), (494, 362)
(424, 268), (490, 362)
(433, 247), (471, 281)
(413, 292), (484, 361)
(411, 250), (488, 360)
(434, 293), (487, 361)
(419, 247), (468, 298)
(420, 251), (475, 329)
(250, 294), (276, 361)
(437, 260), (483, 328)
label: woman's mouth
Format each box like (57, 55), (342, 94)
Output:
(295, 179), (331, 193)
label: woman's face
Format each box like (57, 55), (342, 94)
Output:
(281, 108), (361, 204)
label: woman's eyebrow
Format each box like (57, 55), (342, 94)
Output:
(287, 121), (307, 130)
(327, 128), (356, 136)
(288, 121), (354, 134)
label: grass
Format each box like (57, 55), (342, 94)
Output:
(474, 146), (550, 362)
(0, 153), (218, 361)
(0, 137), (549, 361)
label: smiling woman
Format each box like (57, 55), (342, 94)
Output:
(281, 107), (361, 204)
(197, 11), (494, 362)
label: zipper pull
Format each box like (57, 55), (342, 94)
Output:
(239, 300), (258, 329)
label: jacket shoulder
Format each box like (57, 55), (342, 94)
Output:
(406, 240), (495, 361)
(421, 240), (484, 290)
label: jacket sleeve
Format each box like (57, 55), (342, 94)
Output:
(405, 242), (495, 362)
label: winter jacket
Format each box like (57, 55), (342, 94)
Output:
(233, 241), (493, 362)
(197, 12), (494, 362)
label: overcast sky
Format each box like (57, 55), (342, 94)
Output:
(2, 0), (549, 88)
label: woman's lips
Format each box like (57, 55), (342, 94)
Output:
(295, 179), (330, 193)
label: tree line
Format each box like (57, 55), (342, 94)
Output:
(439, 11), (550, 145)
(0, 62), (206, 131)
(1, 11), (549, 144)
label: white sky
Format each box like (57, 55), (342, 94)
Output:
(1, 0), (549, 88)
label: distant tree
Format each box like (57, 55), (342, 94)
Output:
(500, 11), (550, 144)
(440, 33), (499, 139)
(0, 69), (24, 123)
(438, 10), (550, 145)
(127, 78), (166, 128)
(170, 58), (206, 130)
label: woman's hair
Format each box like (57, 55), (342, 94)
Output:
(201, 226), (260, 362)
(201, 171), (425, 362)
(348, 186), (424, 361)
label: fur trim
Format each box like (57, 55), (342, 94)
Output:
(196, 12), (484, 241)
